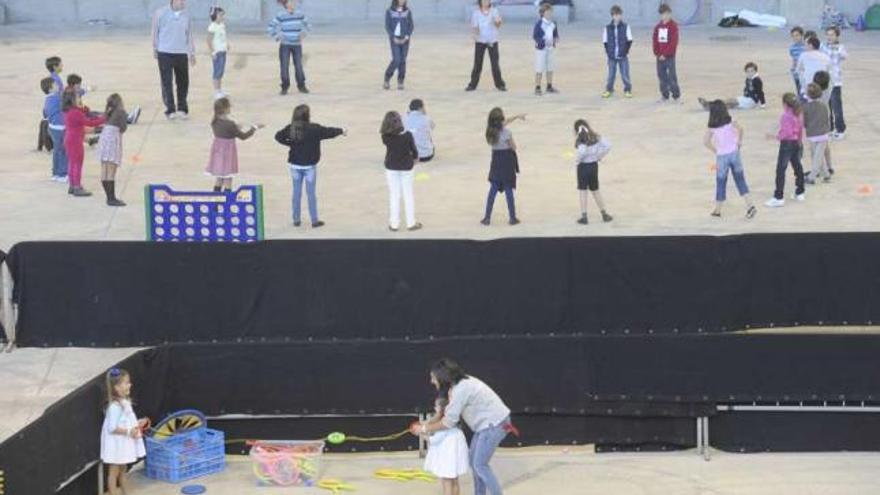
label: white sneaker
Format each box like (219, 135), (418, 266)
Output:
(832, 132), (845, 141)
(214, 91), (226, 100)
(166, 112), (178, 121)
(175, 111), (189, 121)
(50, 175), (60, 182)
(765, 198), (785, 208)
(792, 193), (805, 201)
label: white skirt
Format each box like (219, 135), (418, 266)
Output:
(424, 428), (470, 479)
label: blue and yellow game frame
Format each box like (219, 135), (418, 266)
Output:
(144, 185), (265, 242)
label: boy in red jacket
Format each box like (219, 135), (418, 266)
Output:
(653, 3), (681, 103)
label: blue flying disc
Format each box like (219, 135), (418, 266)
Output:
(181, 485), (206, 495)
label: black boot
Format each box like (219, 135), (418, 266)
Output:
(102, 180), (126, 206)
(213, 186), (222, 192)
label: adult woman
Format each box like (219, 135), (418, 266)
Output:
(466, 0), (506, 92)
(384, 0), (414, 90)
(380, 111), (422, 231)
(413, 358), (513, 495)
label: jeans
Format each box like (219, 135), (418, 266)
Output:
(774, 140), (805, 200)
(386, 169), (416, 229)
(808, 140), (830, 179)
(469, 42), (505, 89)
(484, 182), (516, 221)
(791, 72), (801, 96)
(290, 165), (318, 224)
(829, 86), (846, 134)
(606, 57), (632, 92)
(384, 39), (410, 83)
(656, 56), (680, 100)
(470, 420), (510, 495)
(212, 51), (227, 81)
(279, 44), (306, 90)
(157, 52), (190, 116)
(48, 127), (68, 177)
(715, 151), (749, 202)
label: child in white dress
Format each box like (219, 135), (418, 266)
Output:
(423, 389), (469, 495)
(101, 368), (148, 495)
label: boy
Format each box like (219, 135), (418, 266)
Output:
(404, 99), (435, 162)
(532, 2), (559, 96)
(602, 5), (633, 98)
(41, 77), (68, 182)
(697, 62), (764, 110)
(802, 83), (831, 184)
(797, 36), (830, 100)
(268, 0), (310, 95)
(788, 27), (805, 94)
(652, 3), (681, 103)
(45, 56), (64, 93)
(822, 26), (847, 139)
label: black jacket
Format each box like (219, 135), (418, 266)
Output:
(275, 123), (344, 166)
(382, 131), (418, 171)
(743, 76), (765, 105)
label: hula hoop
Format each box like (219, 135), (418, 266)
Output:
(148, 409), (206, 439)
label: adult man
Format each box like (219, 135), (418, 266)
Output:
(152, 0), (196, 120)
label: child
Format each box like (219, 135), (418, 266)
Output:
(653, 3), (681, 104)
(207, 6), (229, 100)
(96, 94), (128, 207)
(822, 26), (847, 139)
(206, 97), (263, 192)
(788, 27), (805, 94)
(698, 62), (765, 110)
(797, 36), (830, 100)
(573, 119), (614, 224)
(45, 56), (64, 93)
(466, 0), (506, 92)
(765, 93), (805, 207)
(101, 368), (147, 495)
(602, 5), (633, 98)
(42, 77), (68, 182)
(811, 70), (836, 176)
(802, 83), (831, 184)
(702, 101), (756, 218)
(404, 99), (435, 162)
(383, 0), (414, 91)
(421, 387), (469, 495)
(62, 88), (105, 197)
(274, 104), (345, 228)
(481, 108), (524, 226)
(381, 111), (422, 231)
(268, 0), (310, 95)
(532, 2), (559, 96)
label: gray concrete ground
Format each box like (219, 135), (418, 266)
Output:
(1, 24), (879, 251)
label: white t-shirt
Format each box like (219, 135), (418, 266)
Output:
(541, 18), (556, 47)
(472, 8), (501, 44)
(797, 50), (831, 93)
(404, 110), (435, 158)
(208, 22), (228, 54)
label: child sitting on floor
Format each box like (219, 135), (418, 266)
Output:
(698, 62), (765, 110)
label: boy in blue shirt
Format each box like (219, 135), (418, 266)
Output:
(788, 27), (806, 94)
(41, 77), (68, 182)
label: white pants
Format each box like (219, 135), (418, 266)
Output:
(534, 47), (555, 74)
(386, 169), (416, 229)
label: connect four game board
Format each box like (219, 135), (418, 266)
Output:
(144, 185), (265, 242)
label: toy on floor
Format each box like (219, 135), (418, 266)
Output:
(374, 468), (437, 482)
(250, 440), (324, 486)
(180, 485), (207, 495)
(144, 410), (225, 483)
(318, 479), (356, 494)
(145, 184), (265, 242)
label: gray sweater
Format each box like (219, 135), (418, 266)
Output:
(803, 100), (830, 138)
(152, 6), (194, 55)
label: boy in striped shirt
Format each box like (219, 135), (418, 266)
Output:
(268, 0), (310, 94)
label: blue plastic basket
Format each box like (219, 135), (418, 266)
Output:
(145, 428), (225, 483)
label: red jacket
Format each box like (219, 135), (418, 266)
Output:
(63, 106), (105, 147)
(652, 20), (679, 58)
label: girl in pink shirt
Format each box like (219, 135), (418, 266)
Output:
(63, 88), (106, 197)
(765, 93), (805, 208)
(702, 100), (755, 219)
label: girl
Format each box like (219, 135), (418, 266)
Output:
(482, 108), (524, 226)
(466, 0), (506, 92)
(101, 368), (148, 495)
(702, 102), (756, 219)
(573, 119), (614, 224)
(206, 97), (263, 192)
(275, 104), (345, 228)
(207, 6), (229, 100)
(383, 0), (414, 91)
(96, 94), (128, 207)
(421, 383), (469, 495)
(381, 111), (421, 231)
(765, 93), (805, 208)
(62, 88), (105, 197)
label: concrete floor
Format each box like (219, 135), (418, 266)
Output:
(1, 23), (879, 251)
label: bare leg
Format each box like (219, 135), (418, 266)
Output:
(547, 71), (554, 87)
(223, 178), (233, 191)
(741, 193), (754, 209)
(452, 478), (461, 495)
(534, 73), (542, 88)
(101, 162), (111, 181)
(578, 190), (589, 215)
(118, 468), (131, 495)
(591, 190), (607, 211)
(213, 79), (221, 92)
(442, 478), (455, 495)
(825, 144), (833, 174)
(107, 465), (121, 495)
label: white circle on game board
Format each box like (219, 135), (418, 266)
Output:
(170, 205), (179, 213)
(200, 216), (209, 225)
(171, 227), (180, 236)
(246, 216), (255, 225)
(246, 227), (255, 237)
(217, 205), (225, 213)
(217, 217), (225, 226)
(155, 227), (165, 236)
(185, 216), (194, 225)
(186, 227), (195, 236)
(170, 216), (179, 225)
(185, 205), (194, 214)
(216, 227), (225, 236)
(246, 205), (255, 214)
(231, 205), (240, 214)
(154, 204), (164, 213)
(155, 216), (164, 225)
(200, 205), (209, 214)
(201, 227), (210, 236)
(232, 228), (241, 237)
(232, 216), (240, 225)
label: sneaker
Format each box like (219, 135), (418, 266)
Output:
(298, 86), (310, 94)
(175, 112), (189, 121)
(389, 225), (399, 232)
(601, 210), (613, 223)
(293, 221), (302, 227)
(397, 83), (405, 91)
(312, 221), (325, 228)
(55, 175), (68, 183)
(829, 167), (835, 176)
(496, 86), (507, 92)
(70, 187), (92, 197)
(746, 205), (757, 219)
(577, 215), (588, 225)
(106, 198), (126, 207)
(545, 86), (558, 94)
(508, 218), (520, 225)
(601, 91), (612, 99)
(480, 218), (490, 226)
(792, 193), (805, 201)
(535, 86), (543, 96)
(673, 98), (684, 105)
(805, 178), (816, 185)
(658, 98), (670, 104)
(765, 198), (785, 207)
(280, 88), (289, 96)
(624, 91), (633, 98)
(407, 222), (423, 231)
(214, 92), (225, 100)
(832, 132), (845, 141)
(50, 175), (61, 182)
(383, 80), (390, 90)
(465, 85), (477, 92)
(822, 176), (832, 183)
(711, 211), (721, 218)
(165, 112), (178, 121)
(128, 105), (142, 124)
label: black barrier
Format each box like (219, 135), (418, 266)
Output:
(8, 234), (880, 347)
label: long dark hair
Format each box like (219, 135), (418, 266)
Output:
(105, 93), (124, 117)
(574, 118), (600, 146)
(430, 358), (468, 390)
(290, 104), (310, 141)
(486, 107), (505, 145)
(782, 92), (802, 115)
(380, 111), (404, 136)
(61, 88), (79, 112)
(707, 100), (732, 129)
(212, 97), (231, 125)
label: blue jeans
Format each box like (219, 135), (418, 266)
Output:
(290, 166), (318, 224)
(606, 57), (631, 92)
(279, 44), (306, 90)
(384, 39), (409, 83)
(48, 127), (68, 177)
(212, 51), (226, 81)
(484, 182), (516, 221)
(829, 86), (846, 134)
(715, 151), (749, 202)
(470, 420), (510, 495)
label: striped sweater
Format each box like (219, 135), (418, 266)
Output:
(268, 7), (310, 46)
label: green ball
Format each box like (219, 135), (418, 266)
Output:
(327, 432), (346, 445)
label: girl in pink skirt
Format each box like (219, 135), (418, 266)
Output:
(206, 97), (263, 191)
(96, 93), (128, 206)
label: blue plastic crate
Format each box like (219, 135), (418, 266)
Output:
(145, 428), (225, 483)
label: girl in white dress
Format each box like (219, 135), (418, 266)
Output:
(101, 368), (148, 495)
(420, 385), (469, 495)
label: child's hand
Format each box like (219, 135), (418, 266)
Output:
(658, 55), (666, 61)
(408, 421), (424, 436)
(254, 123), (266, 130)
(342, 128), (348, 136)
